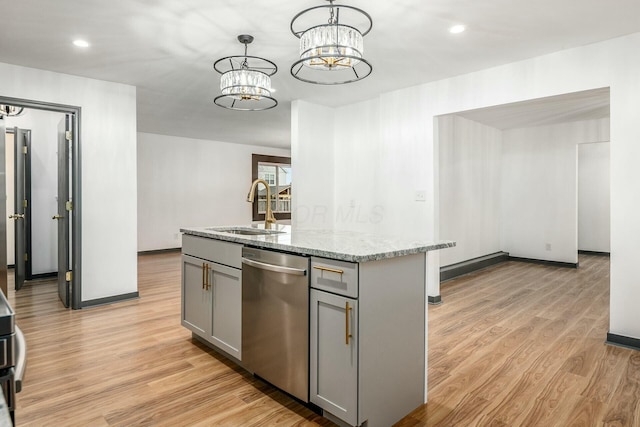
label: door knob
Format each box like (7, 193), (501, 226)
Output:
(9, 214), (25, 220)
(52, 215), (64, 220)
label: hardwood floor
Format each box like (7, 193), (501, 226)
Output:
(400, 254), (640, 427)
(6, 253), (639, 426)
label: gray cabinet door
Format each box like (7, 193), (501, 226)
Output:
(310, 289), (358, 426)
(181, 255), (211, 337)
(209, 262), (242, 360)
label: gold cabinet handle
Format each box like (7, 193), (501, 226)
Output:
(202, 263), (206, 290)
(313, 265), (344, 276)
(52, 215), (64, 220)
(9, 214), (25, 220)
(206, 264), (210, 290)
(345, 301), (353, 345)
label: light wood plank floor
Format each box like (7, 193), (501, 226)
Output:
(6, 253), (639, 426)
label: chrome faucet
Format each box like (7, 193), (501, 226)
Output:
(247, 179), (277, 229)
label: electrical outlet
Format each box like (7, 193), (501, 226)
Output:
(415, 190), (426, 202)
(545, 243), (552, 251)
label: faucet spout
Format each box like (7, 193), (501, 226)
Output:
(247, 179), (277, 229)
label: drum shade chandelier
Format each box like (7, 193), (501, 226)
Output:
(0, 105), (25, 117)
(290, 0), (373, 85)
(213, 35), (278, 111)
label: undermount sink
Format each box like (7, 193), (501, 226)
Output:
(208, 227), (285, 236)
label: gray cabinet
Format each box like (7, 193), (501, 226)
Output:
(310, 289), (358, 426)
(182, 254), (210, 337)
(310, 254), (427, 427)
(208, 261), (242, 359)
(181, 235), (242, 361)
(311, 257), (358, 298)
(181, 233), (428, 427)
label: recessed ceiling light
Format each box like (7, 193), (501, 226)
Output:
(73, 39), (90, 48)
(449, 25), (466, 34)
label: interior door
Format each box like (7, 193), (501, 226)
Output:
(56, 116), (72, 307)
(11, 128), (29, 291)
(24, 130), (32, 280)
(0, 122), (7, 297)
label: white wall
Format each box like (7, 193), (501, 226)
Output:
(291, 101), (335, 230)
(438, 115), (503, 266)
(0, 61), (137, 302)
(137, 132), (289, 251)
(332, 99), (386, 232)
(438, 116), (609, 267)
(293, 32), (640, 346)
(4, 109), (62, 274)
(578, 142), (610, 252)
(501, 119), (609, 264)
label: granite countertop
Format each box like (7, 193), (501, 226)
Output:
(181, 224), (455, 262)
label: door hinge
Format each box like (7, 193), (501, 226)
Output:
(65, 131), (72, 141)
(23, 199), (28, 208)
(65, 201), (73, 211)
(24, 253), (28, 262)
(66, 271), (72, 282)
(22, 146), (28, 154)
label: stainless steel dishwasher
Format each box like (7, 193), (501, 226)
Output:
(241, 247), (310, 402)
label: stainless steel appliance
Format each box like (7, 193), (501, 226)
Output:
(0, 290), (26, 425)
(242, 247), (310, 402)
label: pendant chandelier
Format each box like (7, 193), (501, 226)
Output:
(0, 105), (25, 117)
(213, 35), (278, 111)
(290, 0), (373, 85)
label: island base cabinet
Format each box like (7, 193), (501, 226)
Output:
(208, 263), (242, 360)
(181, 254), (242, 361)
(182, 255), (211, 337)
(310, 289), (358, 426)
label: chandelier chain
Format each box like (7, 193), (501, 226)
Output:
(242, 43), (249, 68)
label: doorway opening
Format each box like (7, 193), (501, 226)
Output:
(0, 96), (81, 309)
(436, 87), (611, 285)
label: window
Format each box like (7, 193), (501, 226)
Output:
(252, 154), (291, 221)
(262, 172), (276, 185)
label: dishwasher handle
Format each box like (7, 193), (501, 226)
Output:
(14, 325), (26, 393)
(242, 257), (307, 276)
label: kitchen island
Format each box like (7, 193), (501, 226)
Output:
(180, 224), (454, 427)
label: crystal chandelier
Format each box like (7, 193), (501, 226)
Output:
(290, 0), (373, 85)
(213, 35), (278, 111)
(0, 105), (25, 117)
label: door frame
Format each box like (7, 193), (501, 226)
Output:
(0, 95), (82, 309)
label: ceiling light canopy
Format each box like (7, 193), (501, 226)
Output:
(449, 24), (466, 34)
(213, 35), (278, 111)
(73, 39), (90, 47)
(290, 0), (373, 85)
(0, 105), (25, 117)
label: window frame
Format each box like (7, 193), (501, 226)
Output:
(252, 154), (292, 221)
(263, 172), (276, 185)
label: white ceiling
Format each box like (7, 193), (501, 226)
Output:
(1, 0), (638, 148)
(453, 87), (610, 130)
